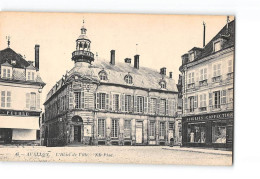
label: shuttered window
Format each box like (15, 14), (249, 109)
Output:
(124, 120), (131, 138)
(74, 92), (81, 109)
(150, 98), (157, 114)
(125, 95), (132, 112)
(149, 121), (156, 138)
(221, 90), (227, 104)
(137, 96), (144, 113)
(160, 99), (166, 115)
(30, 93), (36, 110)
(98, 119), (105, 138)
(111, 119), (118, 138)
(159, 122), (166, 138)
(112, 94), (120, 111)
(96, 93), (106, 110)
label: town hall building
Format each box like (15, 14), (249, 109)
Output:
(43, 22), (179, 146)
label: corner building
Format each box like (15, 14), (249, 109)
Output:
(43, 23), (178, 146)
(0, 45), (45, 144)
(179, 20), (234, 149)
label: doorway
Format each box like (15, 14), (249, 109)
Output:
(74, 126), (81, 142)
(136, 121), (143, 144)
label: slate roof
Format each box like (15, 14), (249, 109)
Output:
(0, 48), (30, 68)
(46, 58), (178, 102)
(0, 47), (45, 85)
(183, 20), (235, 66)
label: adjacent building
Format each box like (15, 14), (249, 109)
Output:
(43, 23), (179, 146)
(0, 43), (45, 144)
(179, 19), (234, 149)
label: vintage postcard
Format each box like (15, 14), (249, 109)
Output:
(0, 12), (234, 165)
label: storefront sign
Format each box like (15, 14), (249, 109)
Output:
(184, 112), (234, 122)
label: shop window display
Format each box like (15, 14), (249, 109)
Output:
(187, 123), (206, 143)
(212, 122), (226, 143)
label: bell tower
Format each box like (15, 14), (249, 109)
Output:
(72, 20), (95, 64)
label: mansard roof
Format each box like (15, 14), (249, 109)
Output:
(0, 48), (30, 68)
(0, 47), (45, 85)
(180, 20), (235, 68)
(45, 59), (178, 103)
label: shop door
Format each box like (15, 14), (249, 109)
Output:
(74, 126), (81, 142)
(136, 121), (143, 144)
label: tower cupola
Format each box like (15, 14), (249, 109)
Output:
(72, 20), (94, 64)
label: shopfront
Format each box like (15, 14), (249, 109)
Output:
(182, 111), (233, 149)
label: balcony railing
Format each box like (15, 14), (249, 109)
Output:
(187, 83), (195, 89)
(212, 75), (222, 83)
(72, 50), (94, 58)
(227, 72), (234, 79)
(199, 79), (208, 87)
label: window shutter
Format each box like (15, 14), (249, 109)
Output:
(81, 91), (84, 108)
(130, 95), (133, 112)
(36, 93), (40, 110)
(194, 95), (198, 108)
(26, 93), (30, 108)
(84, 89), (88, 109)
(199, 95), (202, 108)
(166, 99), (169, 115)
(204, 68), (207, 80)
(121, 94), (125, 112)
(96, 93), (100, 109)
(204, 94), (207, 107)
(148, 97), (151, 114)
(134, 95), (137, 113)
(209, 93), (212, 106)
(221, 90), (227, 104)
(106, 93), (109, 110)
(184, 98), (187, 110)
(173, 99), (176, 115)
(156, 98), (160, 115)
(69, 91), (74, 109)
(112, 94), (115, 111)
(144, 97), (148, 113)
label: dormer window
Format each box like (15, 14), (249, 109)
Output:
(1, 67), (12, 79)
(99, 70), (108, 81)
(214, 41), (222, 52)
(190, 52), (195, 62)
(27, 70), (36, 81)
(124, 74), (133, 84)
(159, 80), (166, 89)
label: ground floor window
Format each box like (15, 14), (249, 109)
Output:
(159, 122), (166, 139)
(98, 119), (105, 138)
(187, 123), (206, 143)
(124, 120), (131, 138)
(111, 119), (118, 138)
(212, 122), (226, 143)
(149, 121), (156, 139)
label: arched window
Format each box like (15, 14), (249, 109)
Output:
(124, 74), (133, 84)
(99, 70), (108, 81)
(159, 81), (166, 89)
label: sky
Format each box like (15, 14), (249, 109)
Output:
(0, 12), (234, 102)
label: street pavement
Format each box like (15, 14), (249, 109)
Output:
(0, 145), (232, 166)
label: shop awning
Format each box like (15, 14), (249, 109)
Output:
(0, 115), (40, 130)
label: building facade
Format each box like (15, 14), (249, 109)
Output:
(179, 20), (234, 149)
(0, 44), (45, 144)
(43, 23), (179, 146)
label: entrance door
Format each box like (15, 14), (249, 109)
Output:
(74, 126), (81, 142)
(136, 121), (143, 144)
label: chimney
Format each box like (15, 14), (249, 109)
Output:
(110, 50), (115, 65)
(35, 44), (40, 70)
(169, 72), (173, 79)
(160, 67), (166, 75)
(124, 58), (131, 64)
(203, 22), (206, 47)
(134, 55), (139, 69)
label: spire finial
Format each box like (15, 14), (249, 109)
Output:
(6, 36), (11, 48)
(136, 44), (138, 54)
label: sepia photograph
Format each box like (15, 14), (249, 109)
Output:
(0, 12), (234, 166)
